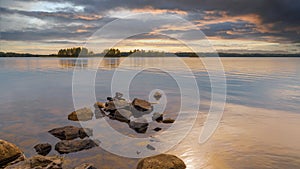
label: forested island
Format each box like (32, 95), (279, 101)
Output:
(1, 47), (299, 57)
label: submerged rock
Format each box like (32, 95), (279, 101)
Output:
(33, 143), (51, 156)
(74, 163), (97, 169)
(55, 139), (99, 154)
(68, 107), (93, 121)
(162, 118), (175, 124)
(129, 118), (149, 133)
(146, 144), (155, 151)
(48, 126), (93, 140)
(136, 154), (186, 169)
(0, 139), (25, 167)
(5, 155), (63, 169)
(132, 98), (153, 112)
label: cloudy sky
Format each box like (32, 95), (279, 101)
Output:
(0, 0), (299, 54)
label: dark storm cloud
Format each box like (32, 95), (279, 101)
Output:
(1, 0), (299, 42)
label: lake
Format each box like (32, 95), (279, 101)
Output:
(0, 57), (299, 168)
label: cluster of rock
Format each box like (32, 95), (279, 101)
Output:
(0, 92), (187, 169)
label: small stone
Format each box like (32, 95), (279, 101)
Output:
(107, 97), (113, 101)
(33, 143), (51, 156)
(153, 127), (162, 132)
(153, 92), (162, 100)
(48, 126), (93, 140)
(114, 109), (132, 123)
(114, 92), (124, 100)
(136, 154), (186, 169)
(129, 118), (149, 133)
(146, 144), (155, 151)
(68, 107), (93, 121)
(162, 118), (175, 124)
(132, 98), (153, 112)
(152, 112), (163, 122)
(74, 163), (97, 169)
(94, 102), (105, 109)
(55, 139), (99, 154)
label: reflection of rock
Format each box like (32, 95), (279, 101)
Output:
(153, 92), (162, 100)
(55, 139), (99, 154)
(132, 98), (153, 112)
(48, 126), (93, 140)
(162, 118), (175, 124)
(33, 143), (51, 156)
(136, 154), (186, 169)
(0, 139), (25, 167)
(5, 155), (63, 169)
(68, 108), (93, 121)
(129, 118), (149, 133)
(152, 112), (163, 122)
(74, 163), (97, 169)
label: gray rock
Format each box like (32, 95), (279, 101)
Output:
(5, 155), (63, 169)
(129, 118), (149, 133)
(114, 109), (132, 123)
(74, 163), (97, 169)
(68, 107), (93, 121)
(136, 154), (186, 169)
(48, 126), (93, 140)
(152, 112), (163, 122)
(0, 139), (25, 167)
(132, 98), (153, 112)
(33, 143), (51, 156)
(55, 139), (99, 154)
(153, 127), (162, 132)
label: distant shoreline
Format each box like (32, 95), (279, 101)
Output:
(0, 52), (299, 57)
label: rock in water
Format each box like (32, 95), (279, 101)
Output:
(162, 118), (175, 124)
(55, 139), (99, 154)
(33, 143), (51, 156)
(146, 144), (156, 151)
(5, 155), (63, 169)
(132, 98), (153, 112)
(74, 163), (97, 169)
(68, 107), (93, 121)
(48, 126), (93, 140)
(94, 102), (106, 109)
(129, 118), (149, 133)
(153, 127), (162, 132)
(114, 109), (132, 123)
(152, 112), (163, 122)
(153, 91), (162, 100)
(0, 140), (25, 167)
(136, 154), (186, 169)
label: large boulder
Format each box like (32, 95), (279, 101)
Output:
(5, 155), (63, 169)
(33, 143), (52, 156)
(129, 118), (149, 133)
(136, 154), (186, 169)
(55, 139), (99, 154)
(68, 107), (93, 121)
(0, 139), (25, 167)
(132, 98), (153, 112)
(48, 126), (93, 140)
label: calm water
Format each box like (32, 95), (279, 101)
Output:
(0, 57), (299, 168)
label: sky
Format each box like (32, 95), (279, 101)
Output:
(0, 0), (299, 54)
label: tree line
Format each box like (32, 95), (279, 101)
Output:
(57, 47), (89, 57)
